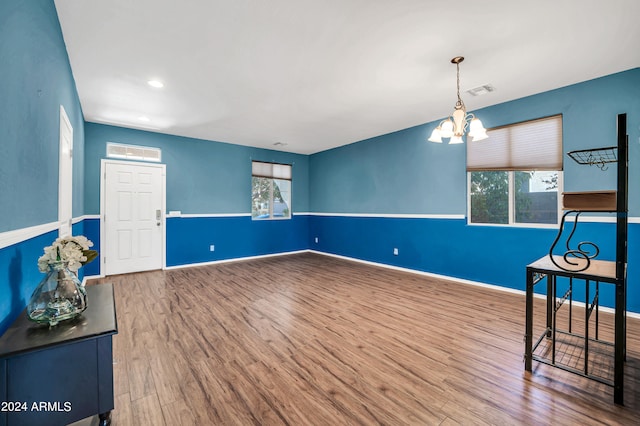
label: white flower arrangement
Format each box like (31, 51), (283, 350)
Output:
(38, 235), (98, 273)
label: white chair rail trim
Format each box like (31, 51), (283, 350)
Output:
(0, 222), (59, 250)
(0, 215), (96, 250)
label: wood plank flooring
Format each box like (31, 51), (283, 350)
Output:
(88, 252), (640, 425)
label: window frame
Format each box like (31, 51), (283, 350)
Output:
(466, 114), (564, 228)
(467, 170), (563, 228)
(251, 161), (292, 221)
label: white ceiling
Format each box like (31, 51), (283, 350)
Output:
(54, 0), (640, 155)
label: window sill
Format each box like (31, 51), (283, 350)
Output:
(466, 221), (558, 229)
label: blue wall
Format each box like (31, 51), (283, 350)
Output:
(310, 125), (465, 214)
(311, 69), (640, 215)
(166, 215), (308, 266)
(0, 0), (85, 231)
(0, 0), (85, 334)
(308, 69), (640, 312)
(84, 123), (309, 215)
(1, 1), (638, 335)
(309, 216), (638, 311)
(83, 123), (310, 273)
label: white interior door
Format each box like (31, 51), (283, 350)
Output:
(58, 105), (73, 237)
(103, 160), (165, 275)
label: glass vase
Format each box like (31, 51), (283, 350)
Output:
(27, 261), (87, 326)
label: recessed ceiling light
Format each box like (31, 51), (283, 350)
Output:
(138, 116), (150, 122)
(147, 80), (164, 88)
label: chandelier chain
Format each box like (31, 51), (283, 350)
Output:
(455, 61), (464, 110)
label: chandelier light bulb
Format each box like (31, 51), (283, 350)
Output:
(428, 126), (443, 143)
(440, 119), (454, 138)
(469, 118), (488, 141)
(469, 117), (483, 132)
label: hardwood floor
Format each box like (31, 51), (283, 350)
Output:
(88, 252), (640, 425)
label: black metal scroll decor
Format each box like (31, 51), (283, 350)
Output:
(548, 210), (600, 272)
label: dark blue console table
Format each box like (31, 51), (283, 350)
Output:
(0, 283), (117, 426)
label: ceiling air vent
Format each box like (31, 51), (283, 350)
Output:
(466, 84), (496, 97)
(106, 142), (161, 162)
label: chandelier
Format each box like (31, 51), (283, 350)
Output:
(428, 56), (487, 144)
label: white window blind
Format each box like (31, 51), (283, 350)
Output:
(252, 161), (292, 179)
(467, 115), (563, 171)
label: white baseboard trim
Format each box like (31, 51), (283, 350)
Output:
(82, 274), (104, 285)
(308, 250), (640, 318)
(163, 249), (310, 271)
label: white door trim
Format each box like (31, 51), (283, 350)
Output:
(58, 105), (73, 237)
(100, 159), (166, 275)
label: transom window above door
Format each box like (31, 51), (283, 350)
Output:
(106, 142), (161, 162)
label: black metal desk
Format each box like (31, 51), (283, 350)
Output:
(0, 284), (117, 426)
(525, 256), (626, 404)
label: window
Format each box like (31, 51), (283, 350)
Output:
(251, 161), (292, 220)
(106, 142), (161, 162)
(467, 115), (562, 226)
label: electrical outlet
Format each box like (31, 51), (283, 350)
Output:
(315, 237), (319, 243)
(209, 245), (215, 252)
(393, 248), (398, 256)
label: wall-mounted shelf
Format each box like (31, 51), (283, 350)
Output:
(562, 190), (617, 211)
(567, 146), (617, 169)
